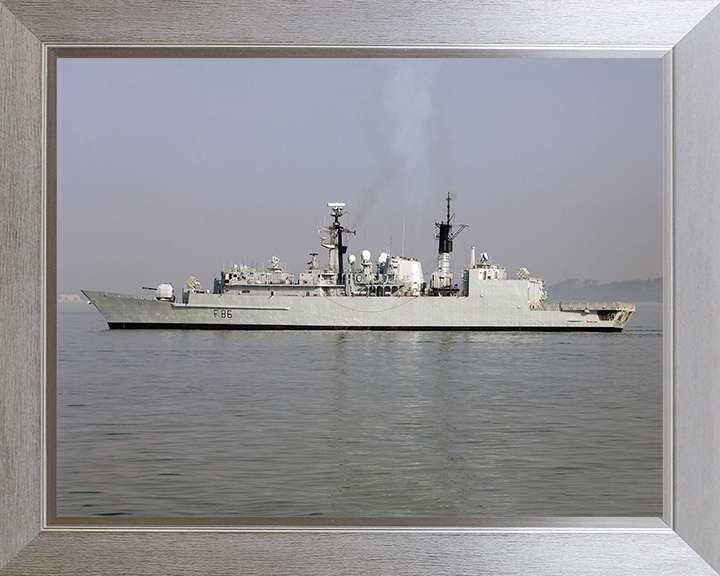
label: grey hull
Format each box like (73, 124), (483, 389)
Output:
(82, 289), (632, 332)
(107, 322), (622, 332)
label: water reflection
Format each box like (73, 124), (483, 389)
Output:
(57, 310), (662, 517)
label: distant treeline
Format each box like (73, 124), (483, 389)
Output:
(545, 278), (662, 303)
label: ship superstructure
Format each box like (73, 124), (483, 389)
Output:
(83, 198), (635, 331)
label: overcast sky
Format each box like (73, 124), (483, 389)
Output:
(57, 58), (662, 296)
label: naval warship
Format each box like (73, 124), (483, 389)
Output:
(82, 196), (634, 331)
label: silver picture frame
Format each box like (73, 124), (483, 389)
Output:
(2, 1), (720, 574)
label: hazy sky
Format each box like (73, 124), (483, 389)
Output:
(57, 58), (662, 296)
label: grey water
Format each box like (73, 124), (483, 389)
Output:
(57, 304), (662, 517)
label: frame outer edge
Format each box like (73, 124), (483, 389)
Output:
(1, 0), (720, 574)
(0, 1), (43, 569)
(672, 3), (720, 572)
(1, 0), (719, 46)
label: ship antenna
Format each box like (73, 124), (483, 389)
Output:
(433, 193), (468, 294)
(325, 202), (355, 286)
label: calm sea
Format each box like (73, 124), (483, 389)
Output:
(56, 304), (662, 517)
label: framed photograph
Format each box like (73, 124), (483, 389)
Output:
(51, 53), (664, 524)
(2, 2), (720, 574)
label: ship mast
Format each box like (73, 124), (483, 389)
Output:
(431, 193), (467, 294)
(319, 203), (355, 285)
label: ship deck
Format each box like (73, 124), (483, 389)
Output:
(541, 302), (636, 311)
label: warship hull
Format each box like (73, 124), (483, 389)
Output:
(82, 289), (632, 332)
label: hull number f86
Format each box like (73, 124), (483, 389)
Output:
(214, 309), (232, 319)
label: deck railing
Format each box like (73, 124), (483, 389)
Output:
(539, 302), (636, 311)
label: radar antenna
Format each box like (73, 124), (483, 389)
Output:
(307, 252), (319, 269)
(328, 202), (345, 219)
